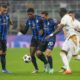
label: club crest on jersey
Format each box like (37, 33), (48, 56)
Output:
(32, 23), (36, 29)
(48, 22), (50, 25)
(36, 20), (38, 23)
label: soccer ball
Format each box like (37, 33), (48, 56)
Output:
(23, 54), (31, 63)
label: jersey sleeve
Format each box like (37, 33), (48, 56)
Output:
(20, 20), (29, 34)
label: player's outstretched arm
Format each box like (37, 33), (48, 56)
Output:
(19, 23), (29, 35)
(45, 23), (64, 40)
(9, 19), (14, 33)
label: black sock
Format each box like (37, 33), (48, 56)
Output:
(47, 56), (53, 69)
(31, 56), (38, 70)
(37, 53), (48, 64)
(1, 55), (6, 70)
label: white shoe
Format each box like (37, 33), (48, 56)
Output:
(2, 69), (12, 74)
(44, 64), (50, 72)
(32, 69), (38, 74)
(49, 68), (54, 74)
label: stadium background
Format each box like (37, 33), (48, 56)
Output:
(1, 0), (80, 48)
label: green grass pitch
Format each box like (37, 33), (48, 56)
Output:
(0, 48), (80, 80)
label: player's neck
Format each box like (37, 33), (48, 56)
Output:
(46, 16), (49, 20)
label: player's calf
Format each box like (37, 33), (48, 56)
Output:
(36, 50), (49, 72)
(30, 46), (39, 71)
(45, 49), (54, 73)
(36, 50), (48, 65)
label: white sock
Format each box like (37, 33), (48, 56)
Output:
(60, 52), (70, 70)
(67, 50), (72, 63)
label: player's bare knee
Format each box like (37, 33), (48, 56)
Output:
(0, 50), (3, 55)
(30, 47), (36, 56)
(36, 50), (42, 56)
(45, 49), (51, 57)
(2, 52), (6, 56)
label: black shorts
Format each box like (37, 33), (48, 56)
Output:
(30, 37), (38, 48)
(37, 38), (56, 52)
(37, 41), (47, 52)
(0, 40), (7, 52)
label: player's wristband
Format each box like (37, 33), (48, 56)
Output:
(49, 33), (53, 37)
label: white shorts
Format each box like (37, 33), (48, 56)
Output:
(62, 39), (75, 52)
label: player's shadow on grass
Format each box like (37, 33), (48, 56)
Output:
(4, 70), (80, 77)
(12, 71), (45, 77)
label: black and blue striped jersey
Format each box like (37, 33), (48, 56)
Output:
(0, 13), (10, 40)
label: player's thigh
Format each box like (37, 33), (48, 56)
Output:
(0, 41), (3, 55)
(61, 39), (70, 54)
(30, 37), (38, 55)
(45, 41), (55, 56)
(36, 50), (42, 56)
(30, 37), (38, 47)
(0, 40), (7, 55)
(37, 41), (47, 53)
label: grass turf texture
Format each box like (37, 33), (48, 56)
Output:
(0, 48), (80, 80)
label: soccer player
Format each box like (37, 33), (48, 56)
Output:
(20, 8), (48, 73)
(45, 9), (78, 74)
(36, 11), (57, 74)
(0, 3), (13, 73)
(70, 11), (80, 60)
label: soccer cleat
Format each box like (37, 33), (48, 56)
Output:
(49, 68), (54, 74)
(32, 69), (38, 74)
(64, 69), (72, 74)
(44, 64), (50, 73)
(2, 69), (12, 74)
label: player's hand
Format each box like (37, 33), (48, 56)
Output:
(17, 32), (23, 36)
(45, 33), (53, 40)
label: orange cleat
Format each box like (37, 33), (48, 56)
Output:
(64, 69), (72, 74)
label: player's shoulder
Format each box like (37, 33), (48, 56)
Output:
(63, 14), (71, 19)
(75, 19), (80, 22)
(48, 18), (53, 21)
(35, 15), (42, 19)
(48, 18), (57, 24)
(5, 13), (9, 17)
(48, 18), (54, 23)
(61, 14), (71, 22)
(74, 19), (80, 24)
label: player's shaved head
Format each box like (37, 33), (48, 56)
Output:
(59, 8), (67, 18)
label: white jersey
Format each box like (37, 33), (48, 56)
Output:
(61, 14), (76, 39)
(61, 14), (79, 53)
(73, 19), (80, 37)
